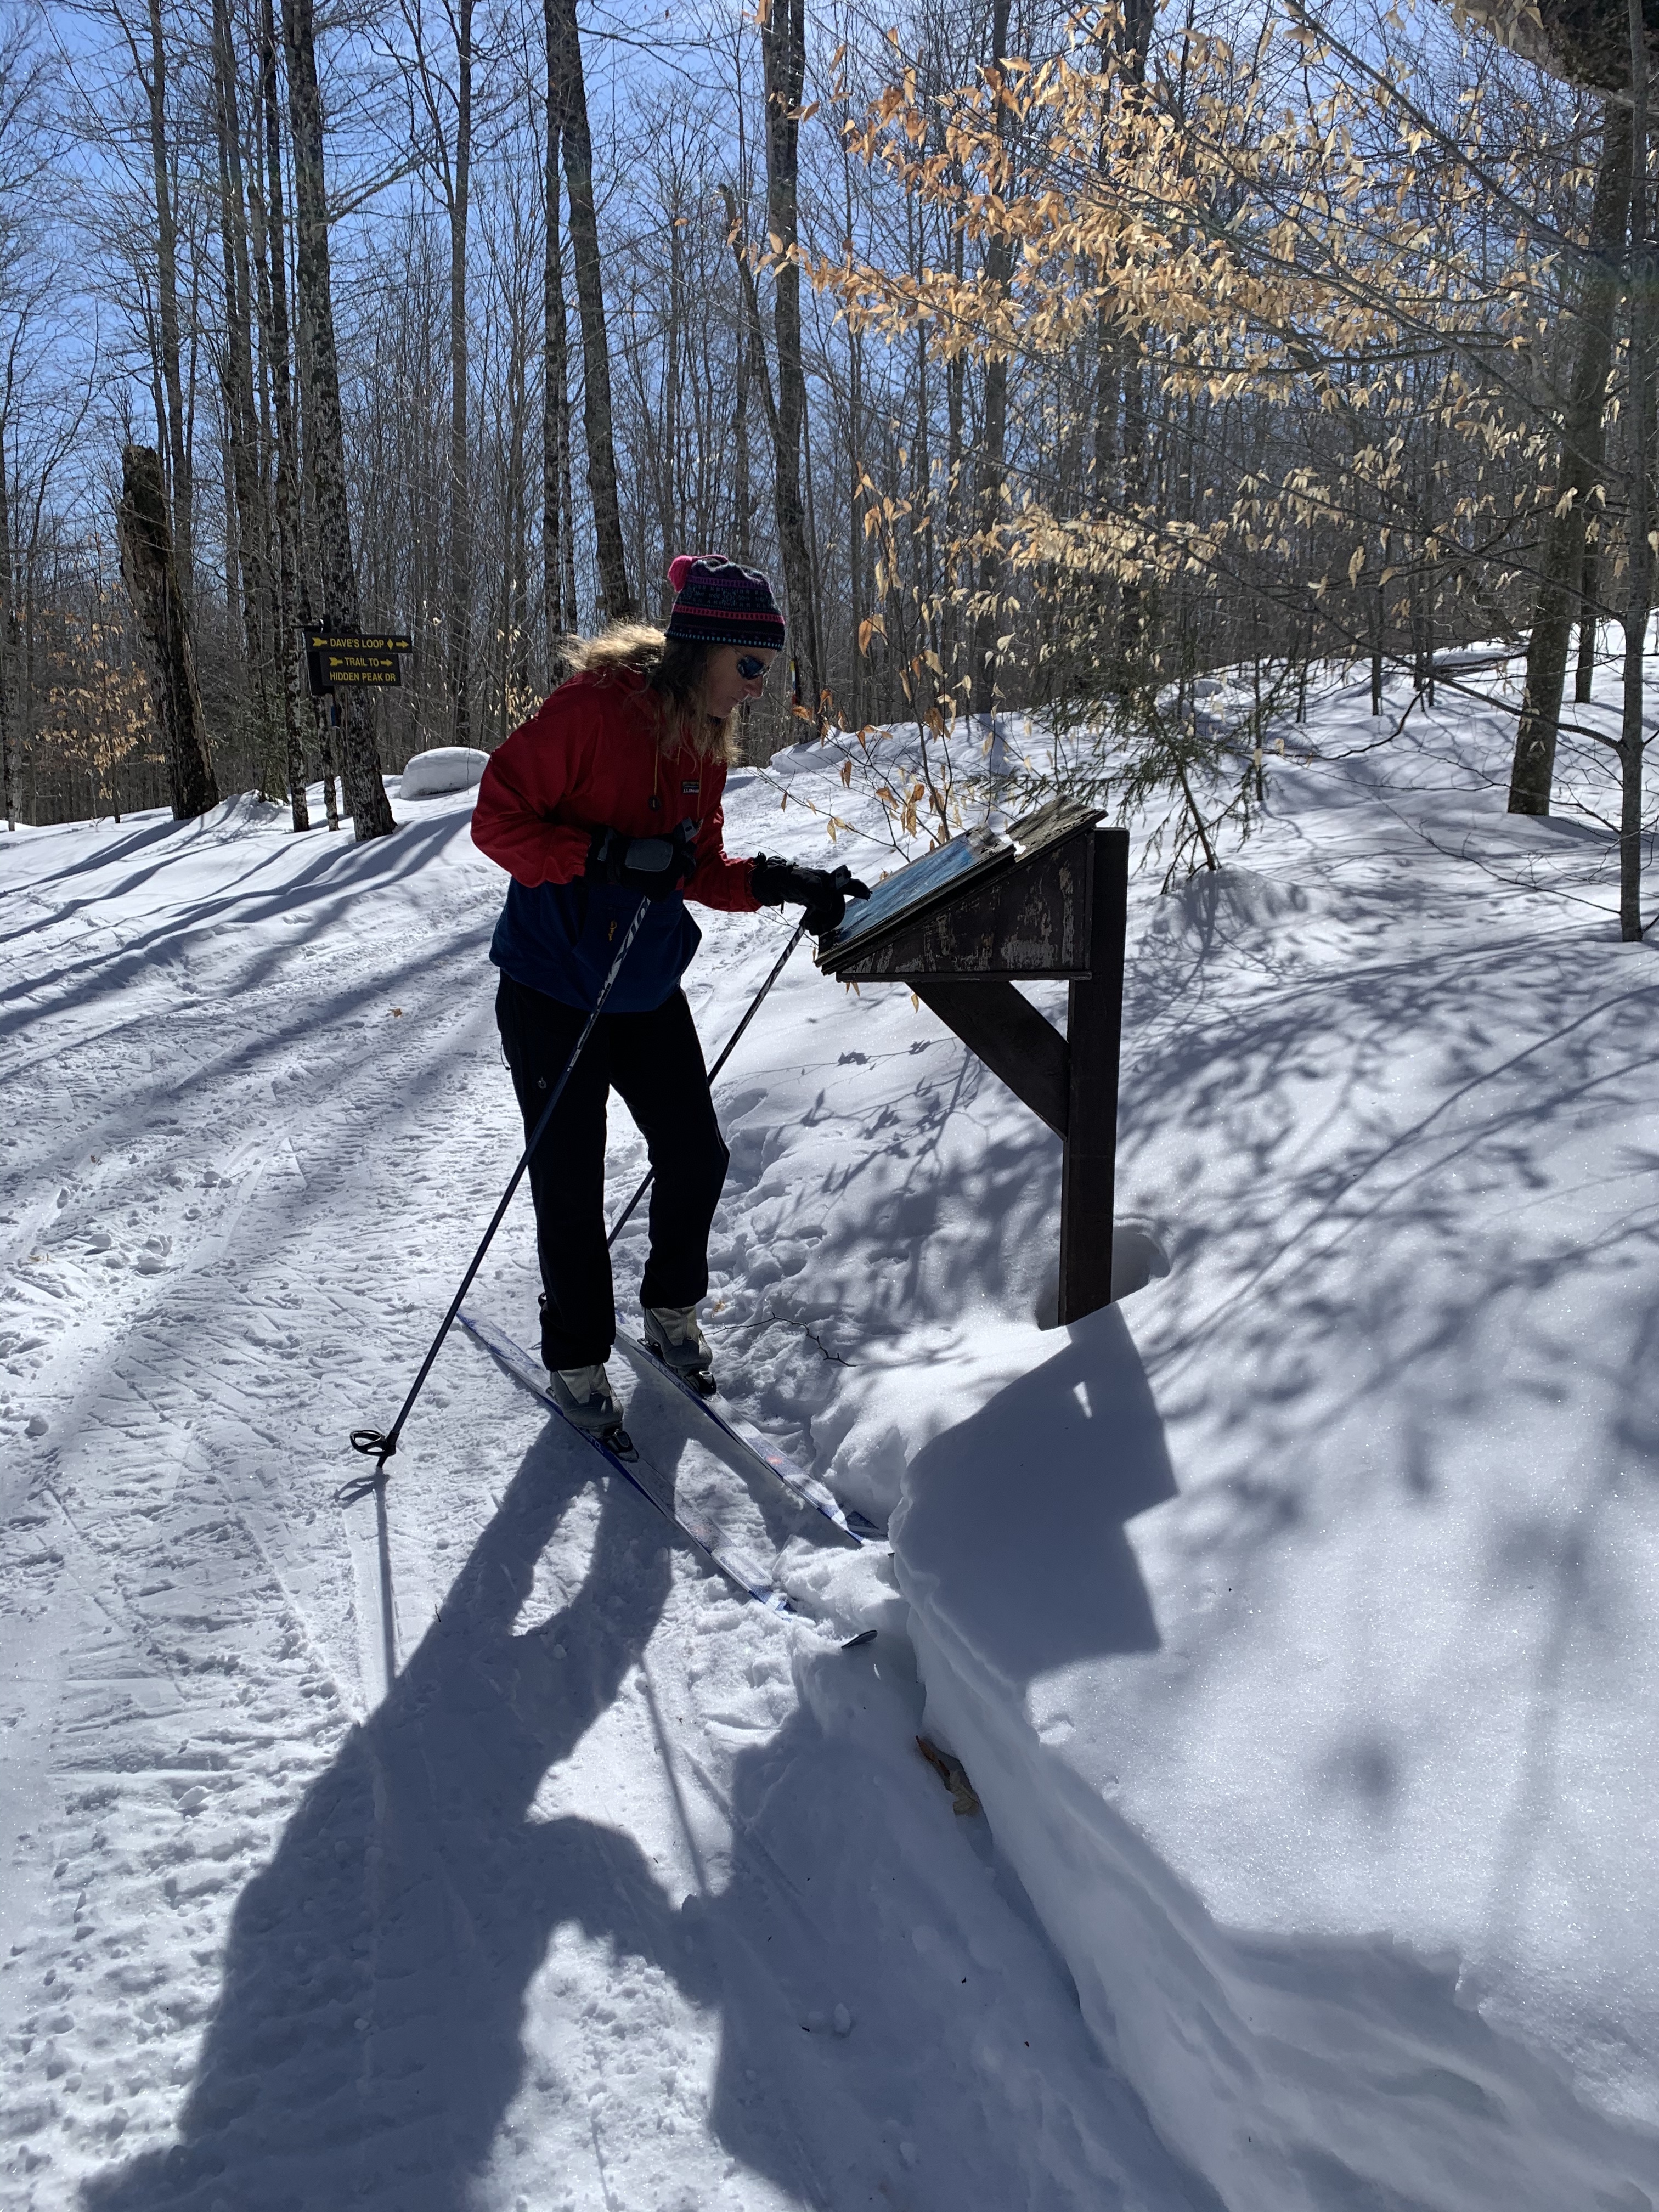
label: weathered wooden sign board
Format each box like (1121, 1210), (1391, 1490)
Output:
(817, 798), (1128, 1323)
(303, 628), (412, 696)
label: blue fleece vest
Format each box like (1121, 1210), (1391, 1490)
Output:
(490, 877), (703, 1013)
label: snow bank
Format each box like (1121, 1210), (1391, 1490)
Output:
(399, 744), (489, 798)
(607, 701), (1659, 2202)
(0, 768), (1207, 2212)
(885, 726), (1659, 2205)
(898, 1312), (1659, 2209)
(13, 675), (1659, 2209)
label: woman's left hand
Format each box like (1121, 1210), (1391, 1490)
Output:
(750, 855), (871, 936)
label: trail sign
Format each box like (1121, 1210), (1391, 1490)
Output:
(303, 628), (411, 696)
(817, 799), (1127, 1323)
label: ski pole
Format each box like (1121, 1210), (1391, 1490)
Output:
(606, 913), (810, 1250)
(347, 896), (651, 1485)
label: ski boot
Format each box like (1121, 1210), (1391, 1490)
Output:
(550, 1362), (628, 1443)
(642, 1302), (715, 1394)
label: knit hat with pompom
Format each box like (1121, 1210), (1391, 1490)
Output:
(664, 553), (786, 653)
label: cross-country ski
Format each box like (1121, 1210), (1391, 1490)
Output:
(613, 1327), (885, 1545)
(459, 1307), (792, 1614)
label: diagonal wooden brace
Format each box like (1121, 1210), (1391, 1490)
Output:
(912, 979), (1069, 1136)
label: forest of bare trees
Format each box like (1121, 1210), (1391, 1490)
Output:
(3, 0), (1658, 921)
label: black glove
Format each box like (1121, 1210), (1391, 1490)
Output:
(750, 854), (871, 937)
(586, 819), (698, 902)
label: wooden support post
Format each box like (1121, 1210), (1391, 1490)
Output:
(1058, 829), (1127, 1322)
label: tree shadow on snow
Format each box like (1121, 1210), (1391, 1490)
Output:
(1, 810), (471, 1039)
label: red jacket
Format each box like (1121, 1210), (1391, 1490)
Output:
(472, 666), (760, 1011)
(472, 665), (758, 904)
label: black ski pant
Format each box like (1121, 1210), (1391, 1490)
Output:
(495, 972), (729, 1371)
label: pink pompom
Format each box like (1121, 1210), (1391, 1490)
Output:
(667, 553), (699, 594)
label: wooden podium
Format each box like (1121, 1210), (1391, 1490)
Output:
(816, 800), (1128, 1322)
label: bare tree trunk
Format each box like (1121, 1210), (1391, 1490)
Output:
(1621, 0), (1652, 941)
(0, 422), (15, 831)
(1576, 531), (1602, 702)
(1511, 102), (1632, 814)
(220, 399), (239, 644)
(838, 132), (866, 723)
(447, 0), (473, 742)
(280, 0), (394, 838)
(211, 0), (282, 797)
(559, 414), (578, 633)
(913, 233), (934, 619)
(969, 0), (1012, 718)
(117, 443), (219, 819)
(1092, 0), (1150, 578)
(506, 318), (530, 729)
(761, 0), (824, 723)
(545, 0), (632, 620)
(256, 0), (308, 828)
(942, 199), (966, 696)
(724, 182), (778, 500)
(139, 0), (194, 605)
(541, 103), (571, 680)
(848, 326), (864, 725)
(733, 292), (753, 563)
(661, 202), (682, 582)
(733, 59), (755, 570)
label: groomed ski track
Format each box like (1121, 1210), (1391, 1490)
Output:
(0, 785), (1194, 2211)
(10, 691), (1659, 2210)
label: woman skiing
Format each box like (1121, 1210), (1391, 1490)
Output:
(470, 553), (866, 1438)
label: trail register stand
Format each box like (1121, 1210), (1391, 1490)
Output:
(816, 800), (1127, 1323)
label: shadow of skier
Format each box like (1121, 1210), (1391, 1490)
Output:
(80, 1375), (1225, 2212)
(81, 1425), (697, 2212)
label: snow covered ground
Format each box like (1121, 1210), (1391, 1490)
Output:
(3, 674), (1659, 2209)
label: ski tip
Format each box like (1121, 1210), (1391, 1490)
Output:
(840, 1627), (877, 1651)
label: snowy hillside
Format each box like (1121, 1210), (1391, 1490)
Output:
(4, 676), (1659, 2210)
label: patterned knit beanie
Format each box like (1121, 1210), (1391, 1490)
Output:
(664, 553), (786, 653)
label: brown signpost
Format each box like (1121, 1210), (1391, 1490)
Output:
(303, 628), (412, 696)
(816, 798), (1128, 1323)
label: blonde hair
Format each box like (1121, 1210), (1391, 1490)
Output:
(563, 622), (737, 764)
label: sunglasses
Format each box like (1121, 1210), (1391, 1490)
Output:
(735, 653), (772, 682)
